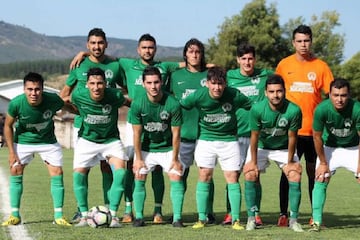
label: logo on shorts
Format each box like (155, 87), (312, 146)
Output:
(43, 110), (52, 119)
(160, 110), (170, 120)
(102, 104), (112, 114)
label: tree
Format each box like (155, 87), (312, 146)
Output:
(339, 52), (360, 99)
(207, 0), (287, 70)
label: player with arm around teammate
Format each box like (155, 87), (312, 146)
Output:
(2, 72), (71, 226)
(243, 74), (304, 232)
(309, 78), (360, 232)
(70, 67), (130, 228)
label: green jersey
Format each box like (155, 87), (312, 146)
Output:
(71, 88), (126, 144)
(66, 56), (125, 128)
(227, 68), (273, 137)
(249, 98), (302, 150)
(313, 99), (360, 147)
(180, 87), (252, 141)
(118, 58), (179, 100)
(130, 92), (182, 152)
(170, 68), (207, 141)
(7, 92), (64, 144)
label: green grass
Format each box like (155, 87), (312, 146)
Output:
(1, 147), (360, 239)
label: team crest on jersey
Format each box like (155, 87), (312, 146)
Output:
(160, 110), (170, 120)
(200, 78), (207, 87)
(222, 103), (232, 112)
(105, 69), (114, 79)
(344, 118), (352, 128)
(278, 117), (288, 127)
(307, 72), (317, 81)
(135, 76), (143, 85)
(251, 77), (260, 85)
(102, 104), (112, 114)
(43, 110), (52, 119)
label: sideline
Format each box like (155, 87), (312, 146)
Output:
(0, 165), (32, 240)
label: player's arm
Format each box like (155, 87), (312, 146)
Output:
(243, 130), (259, 178)
(313, 130), (329, 182)
(170, 125), (182, 173)
(4, 114), (21, 170)
(60, 85), (75, 100)
(287, 130), (298, 164)
(132, 124), (145, 177)
(69, 51), (89, 69)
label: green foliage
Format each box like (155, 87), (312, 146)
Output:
(339, 52), (360, 99)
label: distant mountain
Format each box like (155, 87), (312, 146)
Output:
(0, 21), (182, 64)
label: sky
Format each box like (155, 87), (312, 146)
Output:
(1, 0), (358, 61)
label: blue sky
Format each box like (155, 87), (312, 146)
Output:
(1, 0), (358, 61)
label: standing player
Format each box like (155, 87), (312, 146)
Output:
(276, 24), (333, 226)
(225, 43), (273, 226)
(170, 38), (215, 223)
(60, 28), (125, 222)
(70, 68), (130, 228)
(180, 67), (252, 230)
(2, 72), (71, 226)
(130, 66), (185, 228)
(309, 78), (360, 232)
(243, 74), (303, 232)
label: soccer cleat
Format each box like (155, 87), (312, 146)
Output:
(133, 218), (146, 227)
(153, 213), (163, 224)
(54, 217), (72, 226)
(277, 214), (288, 227)
(192, 220), (206, 229)
(206, 213), (216, 224)
(74, 217), (88, 227)
(172, 220), (185, 228)
(121, 213), (134, 223)
(232, 220), (245, 230)
(109, 217), (122, 228)
(308, 222), (320, 232)
(71, 211), (82, 223)
(255, 215), (263, 226)
(289, 221), (304, 232)
(246, 220), (256, 231)
(1, 215), (21, 226)
(222, 213), (232, 225)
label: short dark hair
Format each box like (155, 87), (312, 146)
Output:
(23, 72), (44, 88)
(142, 66), (162, 82)
(87, 67), (105, 81)
(207, 66), (227, 83)
(266, 74), (285, 89)
(293, 24), (312, 41)
(183, 38), (206, 70)
(330, 78), (350, 93)
(236, 43), (256, 58)
(88, 28), (107, 42)
(138, 33), (156, 46)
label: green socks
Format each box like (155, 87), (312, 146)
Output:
(170, 181), (184, 222)
(109, 168), (126, 213)
(133, 180), (146, 219)
(152, 169), (164, 215)
(124, 168), (134, 213)
(228, 183), (241, 221)
(73, 172), (89, 214)
(207, 178), (214, 215)
(9, 175), (23, 218)
(312, 181), (328, 224)
(51, 175), (65, 219)
(289, 181), (301, 219)
(102, 172), (113, 206)
(196, 181), (210, 221)
(245, 180), (257, 217)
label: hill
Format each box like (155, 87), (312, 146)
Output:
(0, 21), (182, 64)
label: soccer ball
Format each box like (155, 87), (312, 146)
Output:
(87, 205), (112, 228)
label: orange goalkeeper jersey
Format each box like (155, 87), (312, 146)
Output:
(276, 54), (333, 136)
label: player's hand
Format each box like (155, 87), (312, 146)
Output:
(69, 52), (86, 69)
(170, 160), (183, 174)
(133, 159), (146, 177)
(315, 163), (330, 182)
(243, 161), (259, 179)
(8, 152), (21, 169)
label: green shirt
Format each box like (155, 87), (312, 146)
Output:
(180, 87), (252, 141)
(66, 56), (125, 128)
(313, 98), (360, 147)
(170, 68), (207, 141)
(130, 92), (182, 152)
(249, 98), (302, 150)
(8, 92), (64, 144)
(227, 68), (273, 137)
(71, 88), (126, 143)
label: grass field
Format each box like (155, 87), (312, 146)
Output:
(1, 147), (360, 240)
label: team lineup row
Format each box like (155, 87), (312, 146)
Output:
(1, 25), (359, 234)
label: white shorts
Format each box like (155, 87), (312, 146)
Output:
(125, 121), (134, 159)
(136, 150), (183, 176)
(14, 143), (63, 167)
(194, 140), (242, 171)
(245, 148), (299, 172)
(238, 137), (250, 162)
(316, 146), (359, 177)
(73, 126), (80, 147)
(73, 138), (128, 169)
(180, 141), (196, 169)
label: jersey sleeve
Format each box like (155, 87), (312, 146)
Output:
(171, 101), (182, 127)
(249, 104), (261, 131)
(7, 97), (20, 118)
(65, 69), (78, 87)
(179, 91), (196, 110)
(289, 105), (302, 131)
(129, 101), (141, 125)
(312, 104), (325, 132)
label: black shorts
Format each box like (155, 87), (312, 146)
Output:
(296, 136), (317, 163)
